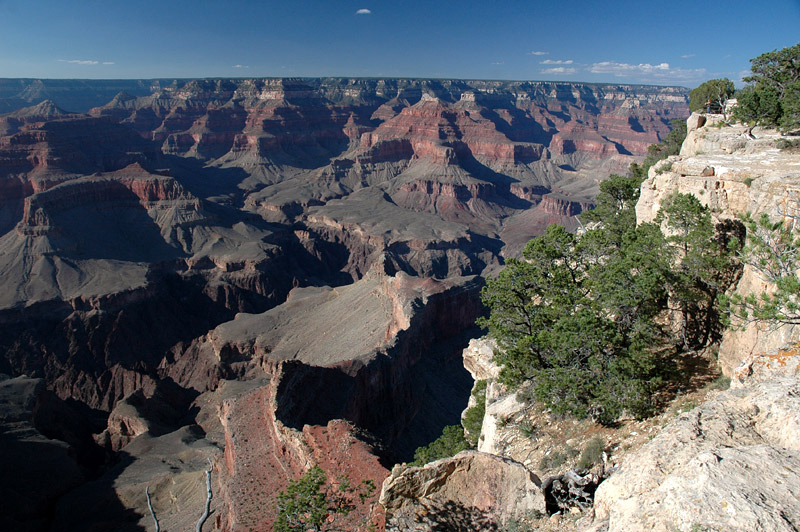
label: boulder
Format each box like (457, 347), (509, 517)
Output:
(380, 450), (545, 531)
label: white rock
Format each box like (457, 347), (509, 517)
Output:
(592, 377), (800, 532)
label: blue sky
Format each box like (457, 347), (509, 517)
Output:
(1, 0), (798, 87)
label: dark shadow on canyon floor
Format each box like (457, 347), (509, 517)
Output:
(47, 450), (147, 532)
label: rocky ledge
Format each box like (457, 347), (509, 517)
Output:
(592, 371), (800, 532)
(381, 450), (546, 531)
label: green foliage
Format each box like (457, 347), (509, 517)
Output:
(733, 85), (783, 127)
(724, 211), (800, 326)
(503, 517), (540, 532)
(462, 380), (487, 446)
(783, 81), (800, 132)
(776, 138), (800, 151)
(577, 436), (605, 470)
(518, 419), (537, 438)
(657, 193), (743, 348)
(655, 161), (673, 174)
(410, 425), (469, 466)
(689, 78), (735, 114)
(733, 43), (800, 132)
(745, 43), (800, 99)
(582, 173), (642, 244)
(481, 176), (675, 423)
(538, 446), (577, 471)
(482, 179), (741, 424)
(275, 466), (376, 532)
(708, 375), (731, 390)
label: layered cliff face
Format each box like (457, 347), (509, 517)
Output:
(39, 263), (479, 531)
(83, 79), (685, 253)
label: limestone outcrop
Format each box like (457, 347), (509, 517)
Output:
(380, 450), (546, 531)
(591, 374), (800, 532)
(636, 113), (800, 375)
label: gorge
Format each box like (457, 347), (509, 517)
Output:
(0, 78), (689, 531)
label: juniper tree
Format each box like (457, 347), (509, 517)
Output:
(656, 193), (742, 348)
(689, 78), (735, 115)
(275, 466), (375, 532)
(481, 178), (672, 423)
(725, 208), (800, 327)
(734, 43), (800, 132)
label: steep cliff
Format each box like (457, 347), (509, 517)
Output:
(82, 78), (685, 250)
(44, 263), (479, 531)
(636, 114), (800, 375)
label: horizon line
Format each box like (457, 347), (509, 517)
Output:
(0, 76), (692, 89)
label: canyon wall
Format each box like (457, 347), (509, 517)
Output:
(0, 78), (688, 530)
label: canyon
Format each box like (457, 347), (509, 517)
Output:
(0, 78), (688, 531)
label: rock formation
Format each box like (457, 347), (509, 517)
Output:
(636, 114), (800, 375)
(591, 374), (800, 532)
(380, 450), (546, 531)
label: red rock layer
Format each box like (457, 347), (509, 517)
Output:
(214, 378), (387, 532)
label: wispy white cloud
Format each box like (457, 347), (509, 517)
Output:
(102, 61), (115, 65)
(589, 61), (706, 81)
(58, 59), (100, 65)
(528, 51), (548, 56)
(492, 61), (505, 65)
(541, 59), (573, 65)
(590, 61), (670, 75)
(736, 69), (751, 83)
(541, 67), (578, 75)
(232, 64), (250, 69)
(681, 54), (696, 59)
(355, 8), (371, 15)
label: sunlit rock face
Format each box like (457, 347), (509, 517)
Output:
(635, 113), (800, 375)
